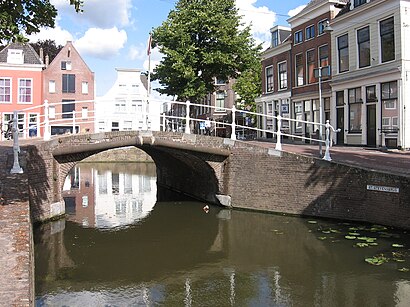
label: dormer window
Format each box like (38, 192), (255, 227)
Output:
(272, 30), (279, 47)
(7, 49), (24, 64)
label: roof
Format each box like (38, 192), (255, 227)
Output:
(288, 0), (349, 22)
(0, 42), (43, 65)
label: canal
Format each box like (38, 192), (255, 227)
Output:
(34, 162), (410, 306)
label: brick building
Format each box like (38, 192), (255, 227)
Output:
(42, 41), (95, 135)
(330, 0), (410, 149)
(0, 43), (44, 139)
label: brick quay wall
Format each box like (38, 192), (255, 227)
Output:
(224, 143), (410, 229)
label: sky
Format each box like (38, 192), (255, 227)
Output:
(29, 0), (307, 97)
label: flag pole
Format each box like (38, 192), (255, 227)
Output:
(147, 32), (152, 97)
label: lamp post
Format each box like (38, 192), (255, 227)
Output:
(316, 20), (333, 157)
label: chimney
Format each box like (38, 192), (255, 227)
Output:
(45, 54), (49, 68)
(39, 47), (44, 64)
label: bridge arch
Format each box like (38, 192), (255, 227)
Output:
(26, 131), (231, 222)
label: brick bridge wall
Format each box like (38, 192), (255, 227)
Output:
(23, 131), (410, 229)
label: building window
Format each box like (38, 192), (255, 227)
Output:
(61, 61), (72, 70)
(216, 91), (225, 112)
(294, 30), (303, 44)
(366, 85), (377, 102)
(18, 79), (32, 103)
(266, 66), (274, 92)
(318, 45), (329, 67)
(318, 19), (328, 36)
(62, 99), (75, 119)
(81, 107), (88, 119)
(306, 49), (315, 84)
(306, 25), (315, 40)
(123, 121), (132, 131)
(338, 34), (349, 73)
(381, 81), (398, 133)
(49, 80), (55, 93)
(278, 62), (287, 89)
(336, 91), (344, 106)
(62, 74), (75, 93)
(0, 78), (11, 103)
(348, 87), (362, 132)
(112, 122), (119, 132)
(357, 26), (370, 68)
(295, 53), (304, 86)
(354, 0), (367, 8)
(115, 99), (126, 112)
(294, 102), (303, 133)
(272, 30), (279, 47)
(7, 49), (23, 64)
(380, 17), (395, 63)
(28, 114), (38, 137)
(82, 81), (88, 94)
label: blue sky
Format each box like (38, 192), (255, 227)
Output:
(29, 0), (307, 97)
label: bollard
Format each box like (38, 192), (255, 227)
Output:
(276, 114), (282, 151)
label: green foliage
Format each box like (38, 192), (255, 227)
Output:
(0, 0), (83, 43)
(151, 0), (261, 102)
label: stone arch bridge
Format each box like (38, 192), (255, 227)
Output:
(22, 131), (410, 229)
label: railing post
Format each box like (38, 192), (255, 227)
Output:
(72, 110), (76, 134)
(231, 105), (236, 140)
(162, 113), (166, 131)
(10, 110), (23, 174)
(43, 99), (51, 141)
(185, 100), (191, 134)
(323, 120), (332, 161)
(276, 114), (282, 151)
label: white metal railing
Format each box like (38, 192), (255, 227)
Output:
(5, 97), (340, 173)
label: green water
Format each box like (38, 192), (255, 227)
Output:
(34, 163), (410, 306)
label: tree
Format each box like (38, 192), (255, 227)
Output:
(151, 0), (261, 102)
(0, 0), (84, 43)
(30, 40), (63, 63)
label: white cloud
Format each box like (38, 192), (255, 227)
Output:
(288, 5), (306, 18)
(128, 43), (146, 61)
(74, 27), (127, 59)
(235, 0), (276, 48)
(28, 25), (74, 46)
(52, 0), (132, 28)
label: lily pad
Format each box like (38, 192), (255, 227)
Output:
(365, 255), (389, 266)
(398, 268), (409, 272)
(308, 220), (317, 224)
(318, 236), (327, 240)
(356, 242), (369, 248)
(345, 235), (357, 240)
(322, 230), (331, 234)
(392, 244), (404, 248)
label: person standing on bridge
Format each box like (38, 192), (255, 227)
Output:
(205, 118), (211, 135)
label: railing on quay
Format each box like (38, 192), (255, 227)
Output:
(5, 98), (340, 174)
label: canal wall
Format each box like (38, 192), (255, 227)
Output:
(225, 144), (410, 229)
(0, 147), (34, 306)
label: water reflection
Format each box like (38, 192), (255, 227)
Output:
(35, 162), (410, 306)
(62, 163), (157, 229)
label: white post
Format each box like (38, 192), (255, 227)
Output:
(318, 67), (323, 157)
(276, 114), (282, 151)
(323, 120), (332, 161)
(162, 113), (166, 131)
(10, 111), (23, 174)
(231, 105), (236, 140)
(185, 100), (191, 134)
(72, 110), (76, 134)
(43, 99), (51, 141)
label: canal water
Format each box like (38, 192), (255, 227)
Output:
(34, 162), (410, 306)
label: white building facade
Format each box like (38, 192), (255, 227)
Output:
(96, 68), (161, 132)
(330, 0), (410, 149)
